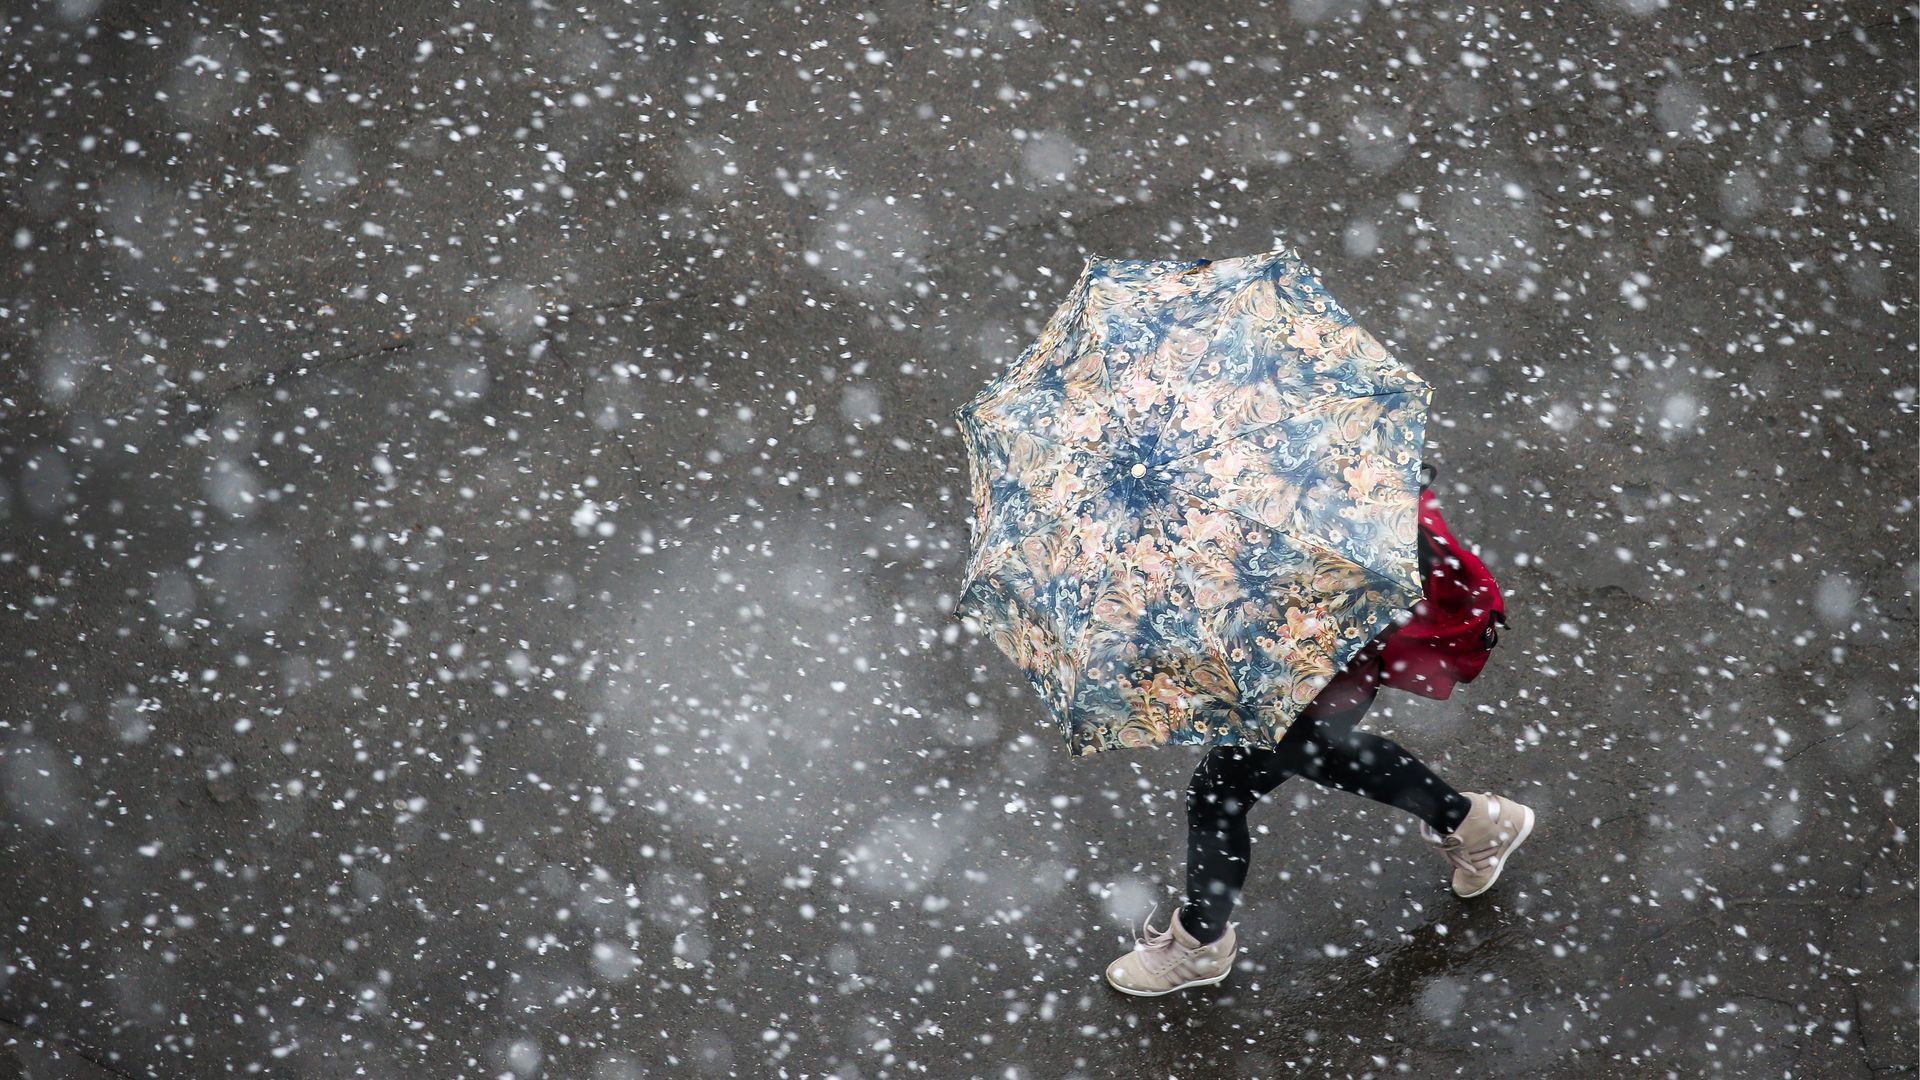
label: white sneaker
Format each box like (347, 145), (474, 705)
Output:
(1104, 904), (1238, 996)
(1421, 791), (1536, 898)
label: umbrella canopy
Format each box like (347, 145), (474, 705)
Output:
(953, 247), (1432, 756)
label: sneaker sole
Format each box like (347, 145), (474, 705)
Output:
(1105, 952), (1237, 997)
(1455, 803), (1535, 899)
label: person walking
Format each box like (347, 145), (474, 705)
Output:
(1105, 476), (1536, 997)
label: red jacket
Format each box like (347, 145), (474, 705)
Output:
(1378, 488), (1506, 700)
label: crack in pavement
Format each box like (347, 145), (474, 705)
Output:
(0, 1012), (140, 1080)
(192, 332), (420, 406)
(1678, 11), (1912, 77)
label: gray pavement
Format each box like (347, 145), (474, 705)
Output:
(1, 1), (1915, 1077)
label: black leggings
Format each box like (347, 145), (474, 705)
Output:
(1180, 689), (1472, 944)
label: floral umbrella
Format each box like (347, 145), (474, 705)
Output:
(953, 247), (1432, 756)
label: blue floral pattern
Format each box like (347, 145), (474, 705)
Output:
(955, 247), (1432, 756)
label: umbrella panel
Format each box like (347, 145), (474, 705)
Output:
(956, 247), (1430, 755)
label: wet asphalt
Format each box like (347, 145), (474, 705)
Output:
(0, 1), (1915, 1077)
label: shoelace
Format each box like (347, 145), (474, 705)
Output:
(1427, 796), (1508, 875)
(1132, 902), (1202, 975)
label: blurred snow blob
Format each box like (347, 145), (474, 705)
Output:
(299, 135), (359, 200)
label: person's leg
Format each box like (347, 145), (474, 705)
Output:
(1293, 694), (1473, 835)
(1178, 741), (1298, 945)
(1177, 643), (1475, 945)
(1176, 649), (1401, 944)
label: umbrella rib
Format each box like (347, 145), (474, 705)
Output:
(959, 416), (1126, 510)
(1163, 479), (1413, 592)
(1067, 264), (1143, 445)
(955, 422), (1016, 605)
(1164, 480), (1296, 558)
(1062, 270), (1124, 445)
(955, 486), (1105, 643)
(1157, 387), (1418, 468)
(1056, 558), (1116, 721)
(954, 496), (1015, 606)
(1153, 486), (1407, 729)
(955, 491), (1086, 607)
(1198, 628), (1250, 727)
(980, 262), (1138, 448)
(964, 413), (1078, 455)
(958, 260), (1102, 420)
(1087, 339), (1140, 444)
(962, 355), (1127, 457)
(1288, 532), (1421, 601)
